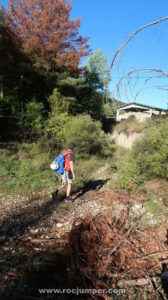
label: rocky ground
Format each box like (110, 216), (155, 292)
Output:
(0, 167), (168, 299)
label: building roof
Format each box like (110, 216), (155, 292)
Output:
(117, 102), (168, 112)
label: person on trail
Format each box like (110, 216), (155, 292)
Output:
(52, 142), (75, 203)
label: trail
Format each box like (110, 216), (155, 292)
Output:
(0, 166), (168, 299)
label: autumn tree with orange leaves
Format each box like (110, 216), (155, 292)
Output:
(6, 0), (90, 71)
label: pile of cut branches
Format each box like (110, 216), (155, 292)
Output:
(69, 210), (168, 299)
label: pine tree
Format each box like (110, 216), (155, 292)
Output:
(6, 0), (90, 71)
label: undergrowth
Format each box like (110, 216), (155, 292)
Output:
(0, 143), (105, 195)
(115, 117), (150, 136)
(108, 146), (143, 192)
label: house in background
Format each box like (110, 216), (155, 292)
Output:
(116, 102), (167, 122)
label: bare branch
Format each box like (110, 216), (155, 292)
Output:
(111, 16), (168, 70)
(112, 68), (168, 100)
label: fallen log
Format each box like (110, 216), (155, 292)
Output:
(29, 238), (67, 244)
(134, 250), (168, 260)
(118, 276), (158, 287)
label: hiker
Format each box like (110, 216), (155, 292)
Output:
(52, 142), (75, 203)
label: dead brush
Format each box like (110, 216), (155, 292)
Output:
(68, 210), (168, 299)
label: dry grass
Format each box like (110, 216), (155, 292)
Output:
(115, 118), (149, 135)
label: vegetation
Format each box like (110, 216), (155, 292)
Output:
(63, 115), (111, 157)
(0, 143), (106, 194)
(0, 0), (167, 195)
(108, 146), (142, 192)
(115, 116), (149, 135)
(1, 3), (168, 300)
(6, 0), (90, 71)
(0, 0), (114, 196)
(133, 117), (168, 180)
(107, 116), (168, 192)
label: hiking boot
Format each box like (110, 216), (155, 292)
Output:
(64, 196), (72, 203)
(64, 200), (71, 203)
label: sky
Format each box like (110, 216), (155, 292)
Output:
(1, 0), (168, 109)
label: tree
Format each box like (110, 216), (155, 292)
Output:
(0, 20), (52, 106)
(6, 0), (90, 71)
(48, 88), (69, 115)
(0, 9), (5, 24)
(74, 49), (111, 119)
(85, 49), (111, 100)
(0, 19), (56, 141)
(44, 89), (70, 143)
(54, 50), (110, 119)
(19, 100), (44, 139)
(0, 22), (30, 102)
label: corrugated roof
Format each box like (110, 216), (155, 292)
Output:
(117, 102), (168, 112)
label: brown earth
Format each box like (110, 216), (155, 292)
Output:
(0, 184), (168, 299)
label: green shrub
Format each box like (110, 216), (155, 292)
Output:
(45, 89), (70, 143)
(119, 161), (142, 191)
(0, 149), (19, 178)
(48, 88), (69, 115)
(103, 103), (113, 117)
(0, 142), (106, 194)
(45, 112), (70, 143)
(0, 144), (55, 193)
(63, 114), (110, 158)
(19, 100), (44, 137)
(133, 118), (168, 179)
(114, 148), (142, 191)
(73, 155), (105, 191)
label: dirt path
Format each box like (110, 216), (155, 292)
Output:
(0, 166), (168, 299)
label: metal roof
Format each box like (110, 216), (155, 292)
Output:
(117, 102), (168, 112)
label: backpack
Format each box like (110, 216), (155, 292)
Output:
(50, 150), (71, 175)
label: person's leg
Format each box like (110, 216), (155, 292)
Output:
(52, 173), (65, 200)
(65, 171), (73, 202)
(65, 184), (71, 202)
(66, 183), (71, 198)
(56, 174), (66, 194)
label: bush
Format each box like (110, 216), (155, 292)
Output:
(112, 147), (142, 191)
(0, 144), (55, 193)
(44, 89), (70, 144)
(119, 161), (142, 191)
(0, 142), (106, 194)
(133, 118), (168, 179)
(63, 114), (110, 158)
(73, 155), (105, 191)
(19, 100), (44, 138)
(48, 88), (69, 115)
(45, 112), (70, 143)
(0, 95), (20, 141)
(103, 103), (113, 117)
